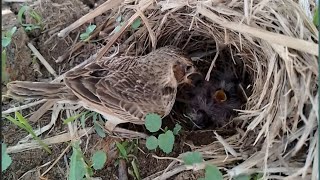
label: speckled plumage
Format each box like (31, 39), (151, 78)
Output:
(7, 46), (196, 131)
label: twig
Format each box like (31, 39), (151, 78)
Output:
(28, 100), (56, 122)
(7, 127), (94, 153)
(118, 159), (128, 180)
(27, 43), (58, 77)
(41, 144), (71, 177)
(58, 0), (124, 38)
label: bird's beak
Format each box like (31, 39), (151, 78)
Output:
(213, 89), (227, 102)
(182, 66), (199, 85)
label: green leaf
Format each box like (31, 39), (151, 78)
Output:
(86, 24), (96, 33)
(313, 7), (319, 26)
(145, 113), (162, 132)
(203, 165), (223, 180)
(94, 122), (106, 138)
(113, 25), (122, 33)
(131, 18), (141, 30)
(234, 175), (251, 180)
(158, 130), (174, 154)
(80, 32), (89, 41)
(2, 50), (8, 83)
(8, 26), (17, 37)
(131, 159), (141, 180)
(92, 150), (107, 170)
(5, 112), (51, 153)
(116, 15), (122, 22)
(116, 142), (128, 160)
(1, 143), (12, 172)
(69, 142), (86, 180)
(146, 136), (158, 150)
(63, 112), (85, 124)
(2, 37), (11, 48)
(173, 124), (182, 135)
(17, 6), (29, 25)
(182, 151), (203, 165)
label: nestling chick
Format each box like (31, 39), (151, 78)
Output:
(184, 65), (245, 129)
(6, 46), (197, 134)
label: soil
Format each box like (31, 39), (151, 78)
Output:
(1, 0), (251, 179)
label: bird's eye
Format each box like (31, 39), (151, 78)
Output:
(186, 65), (192, 71)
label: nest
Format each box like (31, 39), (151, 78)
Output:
(93, 0), (318, 179)
(3, 0), (317, 179)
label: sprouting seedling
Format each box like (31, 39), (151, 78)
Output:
(4, 111), (51, 153)
(182, 151), (223, 180)
(115, 140), (141, 180)
(18, 6), (43, 32)
(69, 141), (107, 180)
(80, 24), (96, 41)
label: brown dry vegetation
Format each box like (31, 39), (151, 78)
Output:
(2, 0), (318, 179)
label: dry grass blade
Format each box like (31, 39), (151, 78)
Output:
(197, 5), (318, 56)
(58, 0), (124, 38)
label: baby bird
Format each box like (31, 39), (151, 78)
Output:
(6, 46), (197, 134)
(184, 66), (245, 129)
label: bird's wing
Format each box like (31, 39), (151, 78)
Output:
(64, 59), (176, 124)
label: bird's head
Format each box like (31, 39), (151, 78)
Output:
(159, 46), (200, 85)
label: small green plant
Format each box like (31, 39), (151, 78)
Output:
(18, 6), (43, 32)
(68, 141), (107, 180)
(4, 111), (51, 153)
(91, 150), (107, 170)
(112, 15), (141, 34)
(80, 24), (96, 41)
(116, 140), (141, 180)
(2, 143), (12, 172)
(2, 26), (17, 83)
(182, 151), (223, 180)
(144, 113), (182, 154)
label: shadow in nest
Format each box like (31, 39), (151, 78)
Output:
(170, 45), (253, 135)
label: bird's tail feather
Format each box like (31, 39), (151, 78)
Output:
(6, 81), (77, 100)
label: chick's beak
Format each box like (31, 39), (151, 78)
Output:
(213, 89), (227, 102)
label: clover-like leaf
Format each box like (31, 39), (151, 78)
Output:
(92, 150), (107, 170)
(173, 124), (182, 135)
(146, 136), (158, 150)
(131, 18), (141, 30)
(182, 151), (203, 165)
(158, 130), (174, 154)
(145, 113), (162, 132)
(204, 165), (223, 180)
(2, 143), (12, 172)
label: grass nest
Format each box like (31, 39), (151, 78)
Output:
(3, 0), (318, 179)
(96, 0), (318, 179)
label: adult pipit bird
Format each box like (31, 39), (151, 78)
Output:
(6, 46), (197, 136)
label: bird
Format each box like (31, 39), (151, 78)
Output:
(6, 46), (197, 135)
(181, 62), (246, 129)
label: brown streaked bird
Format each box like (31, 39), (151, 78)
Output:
(6, 46), (197, 134)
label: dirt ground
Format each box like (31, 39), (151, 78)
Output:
(1, 0), (249, 179)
